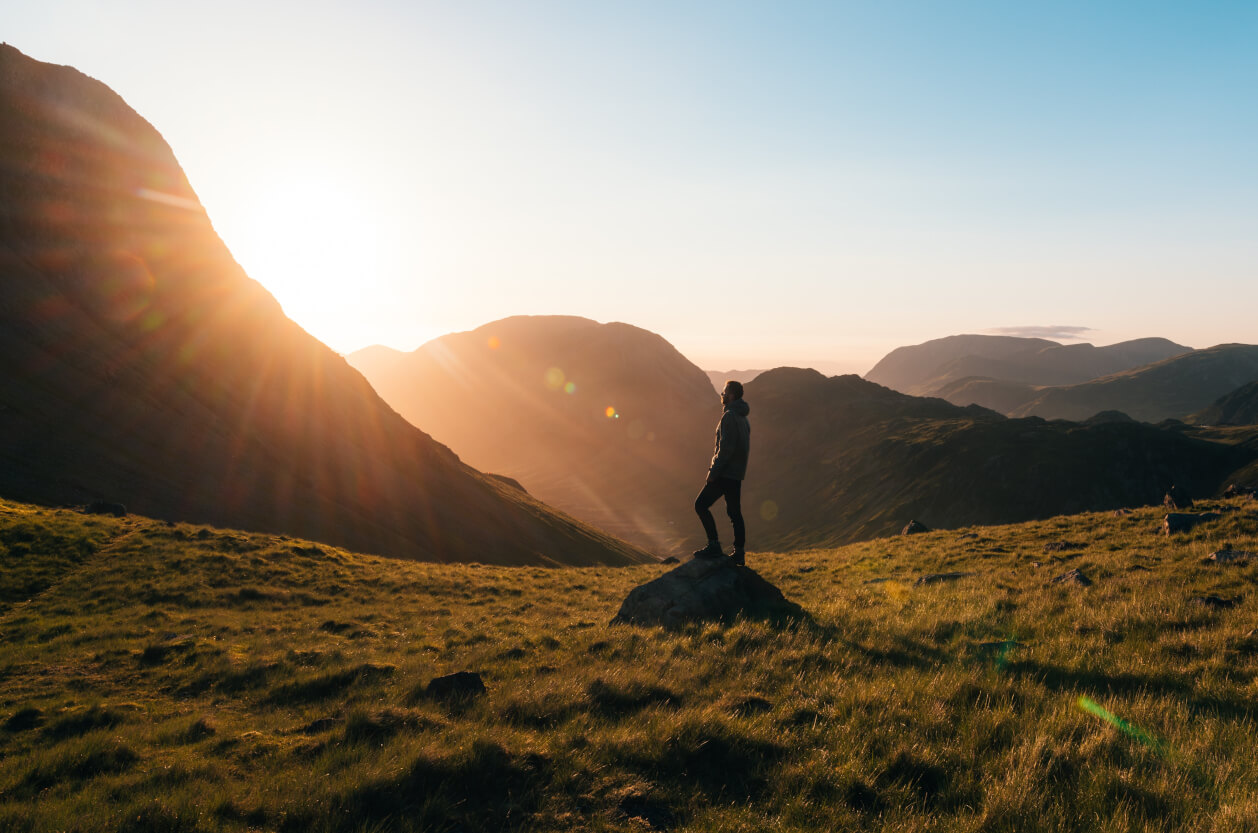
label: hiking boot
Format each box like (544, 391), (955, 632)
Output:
(692, 540), (724, 559)
(730, 548), (745, 567)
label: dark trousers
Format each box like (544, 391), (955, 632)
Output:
(695, 477), (745, 549)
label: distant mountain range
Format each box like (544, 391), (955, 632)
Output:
(705, 369), (766, 393)
(0, 45), (648, 567)
(349, 317), (715, 555)
(866, 333), (1258, 424)
(742, 369), (1255, 549)
(866, 334), (1192, 396)
(355, 319), (1257, 555)
(935, 344), (1258, 423)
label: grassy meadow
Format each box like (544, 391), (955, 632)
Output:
(2, 495), (1258, 832)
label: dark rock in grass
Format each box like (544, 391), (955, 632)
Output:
(1193, 595), (1241, 610)
(3, 707), (43, 732)
(424, 671), (486, 701)
(617, 795), (677, 831)
(1043, 541), (1083, 553)
(611, 556), (805, 629)
(1204, 550), (1254, 565)
(1163, 485), (1194, 510)
(902, 520), (931, 535)
(1163, 513), (1222, 534)
(661, 556), (680, 565)
(956, 532), (979, 540)
(915, 572), (971, 586)
(1053, 568), (1092, 587)
(85, 500), (127, 517)
(1223, 484), (1258, 499)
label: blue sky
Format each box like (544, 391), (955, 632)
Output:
(8, 1), (1257, 372)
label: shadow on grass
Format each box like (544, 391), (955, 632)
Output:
(1010, 659), (1256, 722)
(283, 741), (549, 833)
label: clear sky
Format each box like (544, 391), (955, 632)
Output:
(9, 1), (1257, 374)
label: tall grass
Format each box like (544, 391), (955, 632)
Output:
(1, 495), (1256, 831)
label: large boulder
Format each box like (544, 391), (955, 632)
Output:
(611, 557), (804, 629)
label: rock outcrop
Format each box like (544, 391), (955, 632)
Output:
(611, 557), (804, 629)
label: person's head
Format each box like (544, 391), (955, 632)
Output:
(721, 380), (743, 406)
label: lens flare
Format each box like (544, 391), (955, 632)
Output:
(760, 500), (779, 521)
(564, 382), (577, 394)
(605, 406), (616, 418)
(487, 336), (500, 350)
(1077, 696), (1166, 755)
(544, 367), (565, 390)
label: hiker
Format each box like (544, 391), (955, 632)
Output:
(693, 380), (751, 565)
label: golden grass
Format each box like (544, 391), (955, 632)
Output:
(1, 495), (1257, 831)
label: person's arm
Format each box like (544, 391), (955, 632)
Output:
(707, 412), (736, 481)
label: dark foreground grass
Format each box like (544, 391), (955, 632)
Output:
(1, 495), (1257, 831)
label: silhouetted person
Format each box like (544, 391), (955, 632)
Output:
(693, 380), (750, 565)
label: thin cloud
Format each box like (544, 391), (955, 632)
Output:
(986, 325), (1093, 341)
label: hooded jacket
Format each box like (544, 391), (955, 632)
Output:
(708, 398), (751, 481)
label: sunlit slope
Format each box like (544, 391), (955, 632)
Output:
(3, 495), (1258, 831)
(0, 45), (649, 567)
(1192, 382), (1258, 427)
(744, 369), (1255, 551)
(350, 316), (716, 556)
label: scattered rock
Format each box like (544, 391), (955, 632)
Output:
(1112, 508), (1133, 516)
(956, 533), (979, 540)
(1203, 550), (1254, 565)
(1223, 484), (1258, 499)
(1192, 595), (1240, 610)
(1163, 486), (1194, 510)
(915, 572), (971, 586)
(423, 671), (486, 701)
(611, 557), (804, 629)
(1030, 561), (1042, 568)
(660, 556), (680, 565)
(1052, 569), (1092, 587)
(85, 500), (127, 517)
(1162, 513), (1222, 534)
(617, 795), (677, 831)
(1043, 541), (1083, 553)
(902, 520), (931, 535)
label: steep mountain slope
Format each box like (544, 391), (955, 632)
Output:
(0, 44), (649, 566)
(349, 317), (716, 555)
(866, 334), (1190, 397)
(1192, 382), (1258, 427)
(1008, 344), (1258, 423)
(742, 369), (1252, 550)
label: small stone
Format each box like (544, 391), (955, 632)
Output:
(902, 520), (931, 535)
(1163, 513), (1222, 535)
(1053, 569), (1092, 586)
(1193, 595), (1240, 610)
(1204, 550), (1254, 565)
(424, 671), (486, 700)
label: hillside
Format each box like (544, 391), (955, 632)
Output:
(1189, 382), (1258, 427)
(0, 45), (648, 567)
(349, 316), (716, 555)
(1007, 344), (1258, 423)
(742, 369), (1255, 551)
(705, 369), (766, 392)
(3, 495), (1257, 831)
(864, 334), (1188, 396)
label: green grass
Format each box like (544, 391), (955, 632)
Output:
(1, 495), (1257, 831)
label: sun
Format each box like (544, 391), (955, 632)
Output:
(218, 172), (382, 351)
